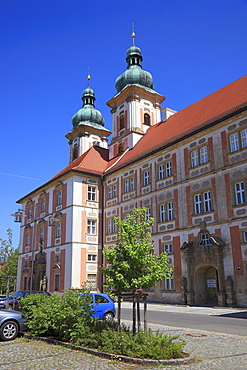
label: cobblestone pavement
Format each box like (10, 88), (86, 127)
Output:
(0, 326), (246, 370)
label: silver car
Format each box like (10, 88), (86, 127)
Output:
(0, 309), (28, 341)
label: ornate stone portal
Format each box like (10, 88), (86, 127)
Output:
(180, 222), (229, 306)
(32, 242), (47, 291)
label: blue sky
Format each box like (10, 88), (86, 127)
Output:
(0, 0), (247, 247)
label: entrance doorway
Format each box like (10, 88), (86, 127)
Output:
(195, 266), (219, 305)
(205, 266), (218, 305)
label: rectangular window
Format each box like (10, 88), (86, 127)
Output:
(88, 254), (97, 262)
(203, 191), (212, 212)
(54, 274), (60, 291)
(130, 177), (135, 191)
(23, 276), (27, 291)
(146, 208), (151, 221)
(108, 187), (112, 199)
(40, 227), (44, 241)
(143, 171), (150, 186)
(235, 182), (245, 205)
(166, 162), (172, 177)
(112, 219), (117, 233)
(107, 219), (111, 234)
(56, 222), (61, 238)
(230, 133), (240, 152)
(191, 151), (199, 167)
(164, 277), (174, 290)
(41, 198), (46, 212)
(163, 244), (172, 254)
(243, 231), (247, 243)
(113, 185), (117, 198)
(57, 190), (62, 205)
(194, 194), (202, 214)
(87, 274), (97, 290)
(26, 233), (30, 246)
(200, 147), (208, 164)
(200, 234), (211, 246)
(87, 220), (96, 235)
(27, 206), (32, 219)
(88, 186), (96, 201)
(124, 179), (129, 193)
(167, 202), (174, 220)
(159, 204), (166, 222)
(241, 129), (247, 148)
(158, 165), (164, 180)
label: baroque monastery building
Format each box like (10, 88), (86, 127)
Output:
(16, 33), (247, 307)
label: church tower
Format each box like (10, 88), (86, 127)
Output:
(107, 28), (165, 160)
(66, 73), (111, 163)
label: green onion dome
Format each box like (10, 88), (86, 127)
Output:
(115, 43), (154, 93)
(72, 85), (105, 128)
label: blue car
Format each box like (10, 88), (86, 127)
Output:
(0, 309), (28, 341)
(0, 291), (51, 311)
(79, 293), (116, 321)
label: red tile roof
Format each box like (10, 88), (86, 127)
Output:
(106, 75), (247, 173)
(49, 146), (109, 181)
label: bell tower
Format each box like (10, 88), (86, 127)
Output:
(107, 27), (165, 160)
(66, 72), (111, 164)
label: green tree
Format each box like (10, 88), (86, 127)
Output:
(101, 208), (172, 332)
(0, 229), (18, 293)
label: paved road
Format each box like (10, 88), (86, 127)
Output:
(0, 304), (246, 369)
(120, 302), (247, 336)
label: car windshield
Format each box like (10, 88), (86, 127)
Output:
(9, 291), (25, 299)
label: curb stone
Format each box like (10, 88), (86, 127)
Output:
(24, 333), (195, 366)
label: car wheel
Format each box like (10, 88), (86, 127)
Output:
(103, 312), (114, 321)
(0, 321), (19, 341)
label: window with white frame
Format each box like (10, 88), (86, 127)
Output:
(191, 150), (199, 167)
(88, 186), (97, 201)
(235, 181), (246, 205)
(26, 232), (30, 246)
(87, 220), (96, 235)
(41, 198), (46, 213)
(194, 191), (212, 214)
(166, 161), (172, 177)
(108, 186), (112, 199)
(164, 277), (174, 290)
(27, 206), (32, 219)
(40, 227), (44, 242)
(143, 171), (150, 186)
(229, 129), (247, 153)
(159, 202), (174, 222)
(88, 254), (97, 262)
(57, 189), (62, 205)
(56, 222), (61, 238)
(113, 185), (117, 198)
(112, 218), (117, 233)
(146, 208), (151, 220)
(191, 147), (208, 167)
(130, 177), (135, 191)
(241, 129), (247, 148)
(199, 234), (211, 246)
(243, 231), (247, 243)
(107, 219), (111, 234)
(200, 147), (208, 164)
(163, 244), (172, 254)
(124, 179), (129, 193)
(158, 164), (165, 180)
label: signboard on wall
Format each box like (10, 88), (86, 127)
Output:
(207, 279), (216, 288)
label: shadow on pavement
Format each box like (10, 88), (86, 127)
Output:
(216, 311), (247, 319)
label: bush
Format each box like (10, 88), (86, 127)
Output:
(20, 291), (186, 360)
(20, 290), (94, 341)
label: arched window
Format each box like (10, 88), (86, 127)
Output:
(72, 146), (78, 160)
(120, 115), (125, 130)
(144, 113), (151, 126)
